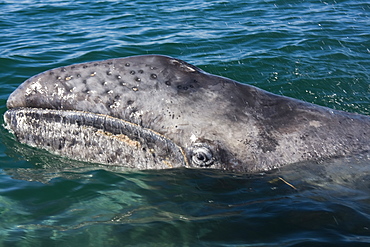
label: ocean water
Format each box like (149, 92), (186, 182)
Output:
(1, 0), (370, 246)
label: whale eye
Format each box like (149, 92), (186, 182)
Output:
(191, 146), (214, 167)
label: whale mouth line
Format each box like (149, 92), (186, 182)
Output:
(4, 107), (190, 170)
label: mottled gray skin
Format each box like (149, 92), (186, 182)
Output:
(4, 55), (370, 172)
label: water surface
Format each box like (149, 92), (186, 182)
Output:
(1, 0), (369, 246)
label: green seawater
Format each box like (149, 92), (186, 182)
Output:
(0, 0), (369, 246)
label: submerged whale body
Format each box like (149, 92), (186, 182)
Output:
(4, 55), (370, 172)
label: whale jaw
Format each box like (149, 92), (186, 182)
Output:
(4, 108), (190, 170)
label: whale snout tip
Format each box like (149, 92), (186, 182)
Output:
(6, 87), (25, 109)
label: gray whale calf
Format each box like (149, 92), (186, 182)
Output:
(4, 55), (370, 172)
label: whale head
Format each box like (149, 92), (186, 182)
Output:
(5, 55), (255, 171)
(4, 55), (370, 172)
